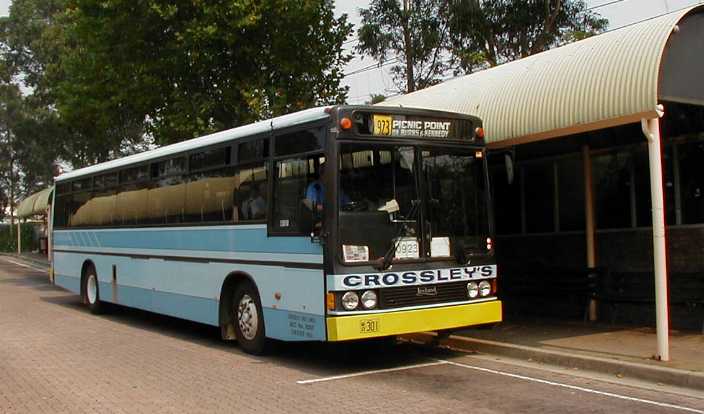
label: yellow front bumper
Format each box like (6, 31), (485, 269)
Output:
(326, 300), (502, 341)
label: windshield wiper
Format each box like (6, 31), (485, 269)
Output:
(375, 200), (420, 271)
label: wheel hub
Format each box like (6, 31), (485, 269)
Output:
(87, 274), (97, 304)
(237, 294), (258, 341)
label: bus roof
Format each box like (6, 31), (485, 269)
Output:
(56, 106), (331, 182)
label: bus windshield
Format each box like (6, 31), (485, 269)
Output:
(337, 143), (489, 265)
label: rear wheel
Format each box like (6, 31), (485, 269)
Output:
(233, 283), (268, 355)
(83, 267), (103, 314)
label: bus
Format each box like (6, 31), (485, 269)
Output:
(51, 105), (501, 354)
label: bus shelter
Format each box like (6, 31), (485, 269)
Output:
(385, 5), (704, 361)
(16, 186), (54, 256)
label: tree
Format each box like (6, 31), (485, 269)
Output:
(449, 0), (608, 72)
(55, 0), (353, 147)
(366, 93), (387, 104)
(356, 0), (451, 94)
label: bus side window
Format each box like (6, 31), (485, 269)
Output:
(233, 163), (268, 222)
(272, 155), (324, 234)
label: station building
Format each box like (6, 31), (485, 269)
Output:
(386, 6), (704, 359)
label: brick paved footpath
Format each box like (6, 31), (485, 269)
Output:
(0, 259), (481, 414)
(2, 258), (703, 414)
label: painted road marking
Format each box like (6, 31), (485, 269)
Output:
(2, 257), (49, 273)
(438, 359), (704, 414)
(296, 361), (448, 385)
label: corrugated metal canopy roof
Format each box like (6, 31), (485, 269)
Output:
(17, 187), (53, 218)
(385, 6), (701, 148)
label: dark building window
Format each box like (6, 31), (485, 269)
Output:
(490, 164), (521, 235)
(679, 141), (704, 224)
(524, 162), (554, 233)
(558, 156), (585, 231)
(593, 151), (632, 229)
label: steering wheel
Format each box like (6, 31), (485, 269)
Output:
(341, 200), (368, 212)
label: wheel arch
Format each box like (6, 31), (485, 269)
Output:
(219, 271), (259, 341)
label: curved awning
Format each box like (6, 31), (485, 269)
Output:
(385, 6), (703, 148)
(16, 187), (53, 219)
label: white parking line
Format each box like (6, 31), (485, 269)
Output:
(296, 361), (448, 385)
(438, 359), (704, 414)
(1, 257), (49, 273)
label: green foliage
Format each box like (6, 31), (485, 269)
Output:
(0, 223), (37, 253)
(54, 0), (353, 147)
(356, 0), (450, 93)
(449, 0), (608, 72)
(356, 0), (608, 91)
(367, 93), (387, 104)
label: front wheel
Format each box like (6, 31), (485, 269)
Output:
(83, 267), (103, 314)
(233, 283), (268, 355)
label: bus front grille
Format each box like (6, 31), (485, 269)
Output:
(379, 281), (469, 309)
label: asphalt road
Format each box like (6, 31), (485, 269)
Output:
(1, 256), (702, 414)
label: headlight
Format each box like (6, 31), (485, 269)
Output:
(341, 291), (359, 310)
(467, 282), (479, 299)
(479, 280), (492, 297)
(361, 290), (377, 309)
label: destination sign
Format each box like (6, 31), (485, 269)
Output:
(369, 113), (473, 140)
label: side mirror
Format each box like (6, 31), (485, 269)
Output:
(504, 153), (515, 185)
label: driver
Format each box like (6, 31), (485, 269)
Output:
(304, 162), (350, 211)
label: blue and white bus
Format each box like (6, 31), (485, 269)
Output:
(51, 105), (501, 354)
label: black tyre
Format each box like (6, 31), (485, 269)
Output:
(83, 266), (103, 314)
(233, 282), (268, 355)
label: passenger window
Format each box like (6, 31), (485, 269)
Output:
(233, 164), (268, 222)
(275, 128), (324, 156)
(190, 147), (230, 171)
(185, 163), (268, 224)
(144, 174), (185, 225)
(272, 155), (325, 234)
(238, 139), (269, 163)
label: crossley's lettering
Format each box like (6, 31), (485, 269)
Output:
(335, 265), (498, 289)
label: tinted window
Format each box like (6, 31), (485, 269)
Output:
(239, 139), (269, 163)
(275, 128), (324, 156)
(184, 164), (268, 224)
(115, 180), (151, 226)
(72, 178), (91, 192)
(272, 155), (325, 233)
(144, 175), (185, 225)
(190, 147), (230, 171)
(67, 192), (91, 227)
(120, 165), (149, 183)
(153, 158), (185, 177)
(94, 173), (118, 190)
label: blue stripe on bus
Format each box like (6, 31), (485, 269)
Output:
(55, 273), (81, 294)
(54, 227), (322, 255)
(262, 308), (326, 341)
(54, 274), (322, 340)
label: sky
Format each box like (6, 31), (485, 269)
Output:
(0, 0), (702, 104)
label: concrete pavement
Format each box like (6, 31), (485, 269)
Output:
(1, 255), (703, 413)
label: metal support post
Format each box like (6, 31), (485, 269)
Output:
(641, 113), (670, 362)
